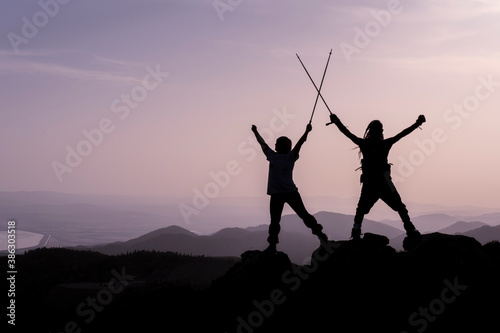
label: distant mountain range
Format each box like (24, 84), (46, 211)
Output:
(381, 213), (500, 232)
(389, 221), (499, 250)
(1, 191), (499, 260)
(83, 212), (500, 264)
(85, 211), (406, 263)
(460, 224), (500, 244)
(2, 190), (499, 235)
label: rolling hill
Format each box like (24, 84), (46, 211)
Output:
(461, 224), (500, 244)
(438, 221), (487, 234)
(390, 221), (499, 251)
(381, 213), (459, 232)
(85, 212), (500, 262)
(87, 212), (405, 263)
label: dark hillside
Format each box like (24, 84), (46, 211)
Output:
(7, 234), (500, 332)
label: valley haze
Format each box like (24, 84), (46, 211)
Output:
(1, 191), (498, 261)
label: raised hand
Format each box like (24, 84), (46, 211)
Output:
(416, 115), (426, 125)
(329, 114), (340, 124)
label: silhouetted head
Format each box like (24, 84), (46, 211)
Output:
(364, 120), (384, 140)
(275, 136), (292, 153)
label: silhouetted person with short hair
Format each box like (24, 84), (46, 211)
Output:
(252, 123), (328, 253)
(328, 114), (426, 240)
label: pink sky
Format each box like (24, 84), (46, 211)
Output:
(0, 0), (499, 208)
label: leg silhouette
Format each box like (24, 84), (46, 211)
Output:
(286, 191), (327, 242)
(352, 181), (380, 240)
(267, 191), (327, 251)
(380, 178), (421, 238)
(351, 175), (421, 240)
(267, 194), (286, 252)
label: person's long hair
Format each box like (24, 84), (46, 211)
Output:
(357, 120), (384, 159)
(363, 120), (383, 140)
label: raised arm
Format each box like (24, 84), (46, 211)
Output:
(389, 115), (426, 144)
(329, 114), (363, 145)
(251, 125), (270, 155)
(292, 123), (312, 156)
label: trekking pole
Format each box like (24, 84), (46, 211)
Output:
(296, 51), (335, 126)
(304, 49), (332, 124)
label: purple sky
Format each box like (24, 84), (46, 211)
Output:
(1, 0), (499, 208)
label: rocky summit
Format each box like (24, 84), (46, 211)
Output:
(206, 233), (500, 333)
(11, 233), (500, 333)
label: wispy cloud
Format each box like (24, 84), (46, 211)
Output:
(0, 49), (145, 84)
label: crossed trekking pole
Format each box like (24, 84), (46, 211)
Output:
(296, 49), (337, 126)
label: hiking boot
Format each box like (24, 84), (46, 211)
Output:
(350, 227), (362, 241)
(406, 228), (421, 238)
(264, 243), (277, 254)
(317, 232), (328, 243)
(404, 222), (421, 238)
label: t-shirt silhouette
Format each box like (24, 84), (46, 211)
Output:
(266, 150), (299, 195)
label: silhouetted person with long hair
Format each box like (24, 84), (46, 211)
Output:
(328, 114), (426, 240)
(252, 123), (328, 253)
